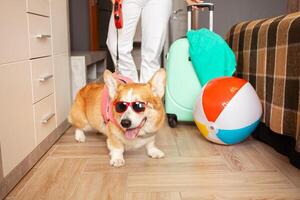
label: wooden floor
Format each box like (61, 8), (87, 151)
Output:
(5, 122), (300, 200)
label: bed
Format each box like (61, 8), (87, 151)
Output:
(226, 12), (300, 168)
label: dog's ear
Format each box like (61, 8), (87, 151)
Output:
(148, 69), (166, 98)
(104, 70), (118, 99)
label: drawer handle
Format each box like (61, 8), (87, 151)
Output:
(35, 34), (51, 39)
(41, 113), (55, 124)
(39, 74), (53, 82)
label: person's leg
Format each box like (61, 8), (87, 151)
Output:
(140, 0), (172, 83)
(106, 0), (145, 82)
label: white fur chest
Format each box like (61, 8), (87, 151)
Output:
(124, 136), (155, 151)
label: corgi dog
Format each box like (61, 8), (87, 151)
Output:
(68, 69), (166, 167)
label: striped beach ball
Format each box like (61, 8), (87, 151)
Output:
(193, 77), (262, 145)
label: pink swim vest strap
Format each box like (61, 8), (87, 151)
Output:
(101, 72), (133, 125)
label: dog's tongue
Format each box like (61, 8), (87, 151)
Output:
(125, 128), (140, 140)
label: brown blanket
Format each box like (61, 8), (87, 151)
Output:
(226, 12), (300, 152)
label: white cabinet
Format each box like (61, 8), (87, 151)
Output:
(26, 0), (50, 16)
(33, 94), (56, 144)
(30, 57), (54, 103)
(53, 54), (71, 126)
(0, 0), (71, 197)
(70, 51), (107, 100)
(27, 13), (52, 58)
(50, 0), (69, 55)
(0, 1), (29, 64)
(50, 0), (71, 126)
(0, 62), (35, 176)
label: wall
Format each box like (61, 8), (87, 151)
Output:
(69, 0), (288, 48)
(68, 0), (288, 67)
(170, 0), (288, 42)
(203, 0), (287, 37)
(288, 0), (300, 12)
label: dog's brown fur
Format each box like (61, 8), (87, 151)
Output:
(68, 69), (166, 167)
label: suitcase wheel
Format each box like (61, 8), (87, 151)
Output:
(167, 114), (178, 128)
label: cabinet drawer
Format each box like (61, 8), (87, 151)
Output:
(28, 14), (52, 59)
(30, 57), (54, 103)
(33, 94), (56, 144)
(26, 0), (50, 16)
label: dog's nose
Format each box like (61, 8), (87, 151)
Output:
(121, 119), (131, 128)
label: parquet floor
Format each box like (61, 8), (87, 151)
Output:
(5, 122), (300, 200)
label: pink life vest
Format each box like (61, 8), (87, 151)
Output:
(101, 73), (132, 125)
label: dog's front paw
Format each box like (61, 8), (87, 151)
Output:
(75, 129), (86, 143)
(147, 148), (165, 159)
(110, 157), (125, 167)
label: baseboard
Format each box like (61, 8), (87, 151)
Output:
(0, 146), (3, 181)
(0, 120), (71, 200)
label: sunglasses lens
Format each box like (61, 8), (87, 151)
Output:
(132, 102), (146, 113)
(115, 102), (128, 113)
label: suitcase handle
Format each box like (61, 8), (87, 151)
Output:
(187, 2), (214, 32)
(187, 2), (214, 11)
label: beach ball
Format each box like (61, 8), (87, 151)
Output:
(193, 77), (262, 145)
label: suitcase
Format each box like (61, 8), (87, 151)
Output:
(165, 3), (214, 127)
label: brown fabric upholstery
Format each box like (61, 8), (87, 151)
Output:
(226, 12), (300, 152)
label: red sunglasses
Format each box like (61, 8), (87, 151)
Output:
(114, 101), (147, 113)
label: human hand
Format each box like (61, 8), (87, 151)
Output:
(185, 0), (204, 10)
(185, 0), (203, 5)
(111, 0), (123, 4)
